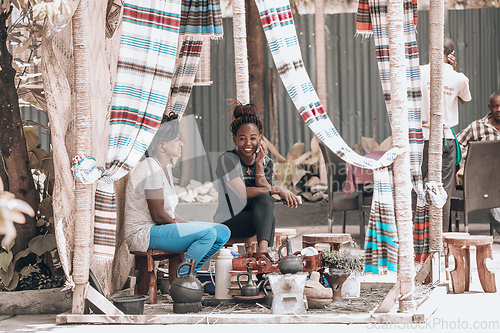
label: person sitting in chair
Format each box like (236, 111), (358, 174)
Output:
(213, 102), (300, 253)
(456, 91), (500, 239)
(124, 113), (230, 273)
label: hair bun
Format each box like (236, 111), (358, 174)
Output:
(225, 99), (260, 119)
(162, 111), (179, 123)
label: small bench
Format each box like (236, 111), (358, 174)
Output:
(131, 250), (184, 304)
(443, 234), (496, 294)
(302, 233), (352, 251)
(225, 228), (297, 254)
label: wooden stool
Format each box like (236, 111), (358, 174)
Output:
(131, 250), (184, 304)
(443, 232), (469, 281)
(443, 235), (496, 294)
(225, 236), (258, 253)
(302, 233), (352, 251)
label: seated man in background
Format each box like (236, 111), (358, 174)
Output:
(456, 91), (500, 239)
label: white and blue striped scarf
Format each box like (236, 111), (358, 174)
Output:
(255, 0), (402, 273)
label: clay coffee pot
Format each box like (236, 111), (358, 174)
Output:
(237, 261), (265, 296)
(170, 259), (209, 304)
(278, 237), (303, 274)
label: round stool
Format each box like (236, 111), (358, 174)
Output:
(302, 233), (351, 251)
(443, 234), (496, 294)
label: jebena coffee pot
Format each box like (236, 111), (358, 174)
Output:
(278, 237), (303, 274)
(170, 259), (209, 303)
(237, 261), (265, 296)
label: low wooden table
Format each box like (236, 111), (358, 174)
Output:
(443, 234), (496, 294)
(302, 233), (352, 251)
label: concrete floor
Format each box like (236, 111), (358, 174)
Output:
(1, 201), (499, 332)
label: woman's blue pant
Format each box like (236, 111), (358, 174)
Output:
(149, 222), (230, 275)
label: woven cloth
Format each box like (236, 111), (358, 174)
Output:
(165, 34), (204, 117)
(72, 0), (223, 257)
(180, 0), (223, 38)
(356, 0), (429, 263)
(255, 0), (403, 273)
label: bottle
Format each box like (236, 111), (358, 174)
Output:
(215, 248), (233, 300)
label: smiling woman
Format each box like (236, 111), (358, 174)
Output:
(214, 102), (300, 253)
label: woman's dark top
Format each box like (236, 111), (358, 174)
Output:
(213, 149), (274, 222)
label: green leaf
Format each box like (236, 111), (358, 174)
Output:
(39, 196), (53, 218)
(13, 248), (31, 263)
(28, 234), (56, 256)
(6, 272), (19, 290)
(36, 218), (48, 227)
(0, 252), (13, 272)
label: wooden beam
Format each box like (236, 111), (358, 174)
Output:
(374, 280), (400, 313)
(86, 285), (124, 316)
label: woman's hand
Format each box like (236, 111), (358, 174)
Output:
(255, 139), (268, 164)
(276, 186), (300, 208)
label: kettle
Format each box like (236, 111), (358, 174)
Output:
(278, 238), (303, 274)
(237, 261), (265, 296)
(169, 259), (209, 303)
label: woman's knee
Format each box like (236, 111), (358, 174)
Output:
(213, 223), (231, 243)
(253, 193), (274, 210)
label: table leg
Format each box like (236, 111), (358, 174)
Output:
(476, 244), (497, 293)
(464, 246), (470, 292)
(448, 244), (466, 293)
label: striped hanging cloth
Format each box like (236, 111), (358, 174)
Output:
(165, 35), (204, 117)
(356, 0), (429, 262)
(166, 0), (224, 118)
(255, 0), (402, 273)
(72, 0), (223, 257)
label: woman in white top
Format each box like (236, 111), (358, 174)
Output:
(124, 113), (230, 274)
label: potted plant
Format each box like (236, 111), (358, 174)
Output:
(321, 250), (364, 302)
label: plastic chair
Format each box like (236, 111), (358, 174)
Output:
(319, 142), (369, 248)
(450, 140), (500, 233)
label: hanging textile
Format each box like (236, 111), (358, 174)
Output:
(356, 0), (430, 262)
(254, 0), (402, 273)
(165, 35), (204, 117)
(73, 0), (224, 257)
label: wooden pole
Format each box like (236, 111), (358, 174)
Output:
(233, 0), (250, 104)
(71, 0), (93, 314)
(387, 0), (415, 312)
(268, 68), (279, 155)
(315, 0), (327, 111)
(428, 0), (445, 283)
(246, 0), (266, 123)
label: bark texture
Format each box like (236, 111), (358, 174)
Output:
(246, 0), (266, 122)
(0, 8), (37, 254)
(387, 0), (415, 313)
(428, 0), (444, 253)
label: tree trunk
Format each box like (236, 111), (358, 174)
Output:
(0, 8), (37, 254)
(387, 0), (415, 313)
(246, 0), (266, 124)
(232, 0), (249, 104)
(428, 0), (444, 253)
(71, 0), (93, 314)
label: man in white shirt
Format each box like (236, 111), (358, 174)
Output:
(420, 37), (472, 231)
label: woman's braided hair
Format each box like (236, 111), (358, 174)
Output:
(225, 100), (263, 136)
(147, 112), (179, 156)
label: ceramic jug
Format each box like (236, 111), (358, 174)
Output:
(169, 259), (208, 303)
(278, 238), (303, 274)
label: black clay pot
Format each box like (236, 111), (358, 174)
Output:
(169, 259), (206, 304)
(278, 238), (303, 274)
